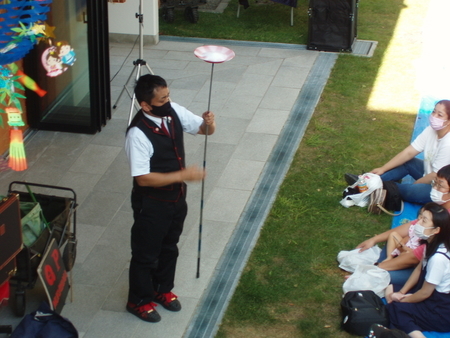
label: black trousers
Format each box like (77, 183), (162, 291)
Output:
(128, 190), (187, 305)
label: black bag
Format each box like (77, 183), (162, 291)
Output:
(341, 290), (389, 336)
(383, 181), (403, 212)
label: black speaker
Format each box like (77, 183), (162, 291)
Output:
(307, 0), (358, 52)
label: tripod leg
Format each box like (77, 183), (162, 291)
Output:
(113, 64), (139, 109)
(127, 64), (143, 126)
(145, 63), (154, 75)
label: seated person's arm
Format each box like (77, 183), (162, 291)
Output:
(414, 171), (436, 184)
(371, 145), (420, 176)
(400, 281), (435, 303)
(356, 221), (412, 252)
(377, 249), (419, 271)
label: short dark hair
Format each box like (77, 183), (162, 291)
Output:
(437, 164), (450, 187)
(134, 74), (167, 104)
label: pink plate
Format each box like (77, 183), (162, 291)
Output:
(194, 45), (235, 64)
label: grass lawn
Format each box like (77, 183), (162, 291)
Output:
(163, 0), (428, 336)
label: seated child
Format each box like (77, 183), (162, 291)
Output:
(383, 214), (423, 262)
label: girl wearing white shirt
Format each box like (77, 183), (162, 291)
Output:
(371, 100), (450, 204)
(385, 202), (450, 337)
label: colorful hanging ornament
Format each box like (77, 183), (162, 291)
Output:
(6, 107), (27, 171)
(0, 0), (53, 66)
(41, 46), (68, 77)
(55, 40), (76, 66)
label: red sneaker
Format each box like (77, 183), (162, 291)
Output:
(154, 291), (182, 312)
(126, 302), (161, 322)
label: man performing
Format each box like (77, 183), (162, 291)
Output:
(125, 74), (216, 322)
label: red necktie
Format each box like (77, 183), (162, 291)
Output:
(161, 118), (170, 136)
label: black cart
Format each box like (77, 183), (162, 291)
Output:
(8, 181), (77, 317)
(161, 0), (202, 23)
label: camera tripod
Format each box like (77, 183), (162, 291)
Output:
(112, 0), (154, 126)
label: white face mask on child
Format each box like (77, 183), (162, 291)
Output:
(430, 188), (450, 205)
(413, 223), (436, 240)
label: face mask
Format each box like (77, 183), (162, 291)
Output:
(413, 222), (435, 240)
(150, 101), (172, 117)
(429, 115), (448, 131)
(430, 188), (450, 205)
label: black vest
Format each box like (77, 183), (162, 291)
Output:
(128, 109), (186, 202)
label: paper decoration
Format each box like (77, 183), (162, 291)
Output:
(0, 0), (53, 66)
(41, 46), (68, 77)
(6, 107), (27, 171)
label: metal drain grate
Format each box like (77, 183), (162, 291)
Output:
(351, 39), (378, 57)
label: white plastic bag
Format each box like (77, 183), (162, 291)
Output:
(337, 246), (381, 273)
(343, 264), (390, 298)
(340, 173), (383, 208)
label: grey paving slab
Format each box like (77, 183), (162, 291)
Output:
(70, 144), (122, 175)
(216, 158), (265, 190)
(272, 65), (311, 89)
(94, 149), (133, 195)
(246, 108), (290, 135)
(203, 187), (252, 223)
(73, 223), (106, 264)
(232, 132), (278, 162)
(76, 190), (128, 227)
(57, 171), (103, 205)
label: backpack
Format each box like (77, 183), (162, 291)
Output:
(341, 290), (389, 336)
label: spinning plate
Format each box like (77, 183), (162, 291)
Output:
(194, 45), (235, 64)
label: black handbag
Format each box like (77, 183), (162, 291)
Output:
(341, 290), (389, 336)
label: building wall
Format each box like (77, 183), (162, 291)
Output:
(108, 0), (159, 45)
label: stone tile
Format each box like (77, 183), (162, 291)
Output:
(258, 47), (305, 58)
(70, 144), (122, 175)
(91, 118), (127, 147)
(97, 210), (132, 248)
(58, 171), (103, 205)
(61, 285), (111, 333)
(73, 245), (129, 287)
(272, 65), (310, 89)
(82, 310), (138, 338)
(94, 149), (133, 195)
(145, 58), (190, 70)
(102, 268), (129, 313)
(220, 94), (260, 119)
(203, 187), (251, 223)
(165, 50), (201, 62)
(170, 73), (209, 91)
(232, 72), (273, 97)
(232, 132), (278, 162)
(246, 108), (290, 135)
(208, 116), (249, 145)
(282, 51), (318, 68)
(179, 220), (236, 261)
(74, 223), (105, 264)
(193, 80), (237, 107)
(246, 58), (283, 76)
(216, 158), (265, 190)
(259, 86), (300, 110)
(77, 191), (128, 226)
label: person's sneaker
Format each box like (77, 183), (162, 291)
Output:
(344, 173), (359, 186)
(126, 302), (161, 322)
(154, 291), (182, 312)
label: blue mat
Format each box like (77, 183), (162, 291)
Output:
(390, 96), (450, 338)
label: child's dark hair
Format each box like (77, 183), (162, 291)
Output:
(134, 74), (167, 105)
(423, 202), (450, 260)
(437, 164), (450, 187)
